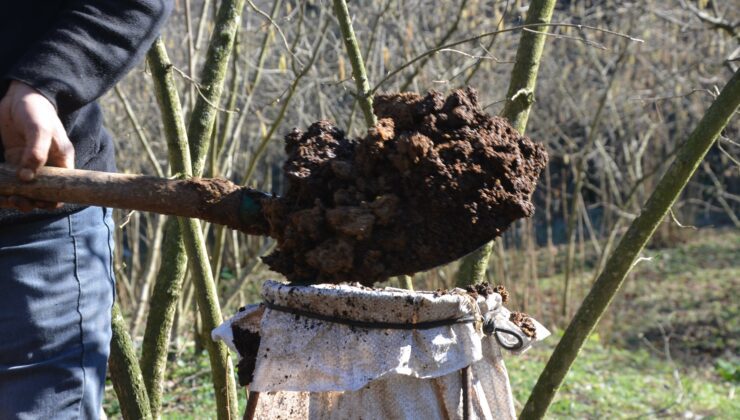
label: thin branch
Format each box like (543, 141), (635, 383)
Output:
(372, 22), (643, 94)
(461, 0), (514, 86)
(170, 65), (238, 114)
(629, 88), (716, 103)
(221, 0), (285, 172)
(398, 0), (470, 92)
(522, 27), (607, 50)
(246, 0), (300, 66)
(679, 0), (739, 37)
(114, 86), (165, 177)
(717, 138), (740, 167)
(669, 208), (697, 229)
(333, 0), (376, 127)
(436, 48), (498, 60)
(241, 18), (330, 185)
(701, 161), (740, 227)
(345, 0), (393, 134)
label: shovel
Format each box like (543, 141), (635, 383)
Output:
(0, 89), (548, 285)
(0, 163), (271, 235)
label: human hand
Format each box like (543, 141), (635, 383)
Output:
(0, 80), (74, 211)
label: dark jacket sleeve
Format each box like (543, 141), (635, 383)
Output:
(5, 0), (172, 115)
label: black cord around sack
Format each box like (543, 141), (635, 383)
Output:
(263, 300), (525, 351)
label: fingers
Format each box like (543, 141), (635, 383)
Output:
(13, 119), (67, 207)
(18, 123), (52, 181)
(48, 123), (75, 170)
(1, 81), (75, 175)
(15, 113), (74, 182)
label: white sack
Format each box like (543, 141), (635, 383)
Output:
(213, 280), (549, 420)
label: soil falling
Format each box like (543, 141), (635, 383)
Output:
(261, 88), (547, 285)
(510, 312), (537, 338)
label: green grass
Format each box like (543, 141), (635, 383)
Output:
(105, 344), (247, 419)
(507, 332), (738, 419)
(506, 228), (739, 419)
(606, 229), (738, 365)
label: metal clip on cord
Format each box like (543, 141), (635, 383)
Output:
(483, 315), (525, 351)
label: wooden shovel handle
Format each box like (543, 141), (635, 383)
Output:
(0, 164), (271, 235)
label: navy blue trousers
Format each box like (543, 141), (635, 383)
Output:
(0, 207), (115, 419)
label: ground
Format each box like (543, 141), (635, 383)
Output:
(508, 332), (738, 419)
(508, 228), (739, 419)
(103, 228), (739, 419)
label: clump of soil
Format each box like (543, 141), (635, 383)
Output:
(493, 285), (509, 304)
(262, 87), (547, 285)
(465, 282), (492, 300)
(510, 311), (537, 338)
(465, 282), (509, 304)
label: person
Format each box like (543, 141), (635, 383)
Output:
(0, 2), (172, 418)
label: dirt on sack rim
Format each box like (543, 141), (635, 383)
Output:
(465, 282), (510, 304)
(510, 311), (537, 338)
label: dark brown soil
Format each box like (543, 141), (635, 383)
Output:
(464, 282), (509, 304)
(493, 285), (509, 304)
(262, 88), (547, 285)
(465, 282), (493, 300)
(232, 323), (261, 386)
(510, 311), (537, 338)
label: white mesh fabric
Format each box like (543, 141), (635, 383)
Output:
(213, 280), (549, 419)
